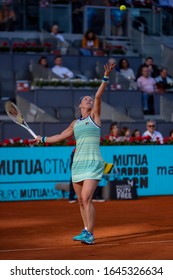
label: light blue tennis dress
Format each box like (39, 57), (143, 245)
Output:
(72, 115), (104, 182)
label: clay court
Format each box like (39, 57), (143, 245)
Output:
(0, 196), (173, 260)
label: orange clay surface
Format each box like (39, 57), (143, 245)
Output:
(0, 196), (173, 260)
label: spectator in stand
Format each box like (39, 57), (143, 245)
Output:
(131, 128), (142, 143)
(81, 30), (99, 55)
(136, 57), (160, 79)
(131, 128), (141, 138)
(51, 24), (67, 44)
(118, 58), (136, 80)
(95, 57), (119, 80)
(50, 24), (69, 55)
(142, 120), (163, 144)
(0, 2), (16, 31)
(121, 126), (131, 137)
(105, 0), (127, 36)
(155, 67), (173, 93)
(108, 122), (119, 142)
(29, 55), (54, 81)
(38, 56), (49, 68)
(137, 65), (156, 114)
(108, 57), (119, 71)
(119, 126), (131, 141)
(51, 55), (74, 79)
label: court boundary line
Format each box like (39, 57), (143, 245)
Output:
(0, 240), (173, 253)
(0, 247), (52, 253)
(131, 240), (173, 244)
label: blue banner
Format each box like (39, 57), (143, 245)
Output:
(100, 146), (173, 196)
(0, 146), (173, 201)
(0, 147), (74, 201)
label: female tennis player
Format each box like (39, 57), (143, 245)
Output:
(36, 62), (116, 244)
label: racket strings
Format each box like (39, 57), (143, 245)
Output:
(5, 102), (24, 125)
(17, 112), (24, 124)
(4, 101), (37, 139)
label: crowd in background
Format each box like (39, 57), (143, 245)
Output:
(107, 120), (167, 143)
(0, 0), (173, 32)
(1, 0), (173, 117)
(34, 52), (173, 115)
(0, 0), (173, 205)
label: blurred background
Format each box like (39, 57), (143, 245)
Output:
(1, 0), (173, 139)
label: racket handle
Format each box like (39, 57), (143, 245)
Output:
(28, 129), (37, 139)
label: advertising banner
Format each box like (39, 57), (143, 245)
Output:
(0, 146), (173, 201)
(0, 147), (73, 201)
(101, 145), (173, 196)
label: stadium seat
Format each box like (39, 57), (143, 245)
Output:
(0, 97), (10, 114)
(0, 70), (15, 98)
(25, 38), (42, 45)
(25, 2), (39, 30)
(83, 69), (96, 80)
(11, 37), (26, 46)
(0, 81), (15, 98)
(67, 47), (79, 55)
(72, 39), (81, 48)
(56, 107), (75, 121)
(43, 106), (57, 118)
(114, 106), (127, 115)
(15, 68), (32, 81)
(127, 107), (144, 120)
(0, 37), (10, 49)
(0, 69), (14, 80)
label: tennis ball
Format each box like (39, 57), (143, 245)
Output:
(120, 5), (126, 11)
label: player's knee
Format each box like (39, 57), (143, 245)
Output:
(77, 196), (83, 207)
(81, 195), (92, 207)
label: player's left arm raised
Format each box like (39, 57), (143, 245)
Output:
(91, 63), (116, 119)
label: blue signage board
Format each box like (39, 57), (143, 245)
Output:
(0, 146), (173, 201)
(0, 147), (74, 201)
(100, 146), (173, 196)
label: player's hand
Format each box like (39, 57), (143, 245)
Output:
(104, 63), (116, 76)
(36, 135), (42, 143)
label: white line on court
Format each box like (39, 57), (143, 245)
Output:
(0, 247), (52, 253)
(1, 240), (173, 252)
(75, 240), (173, 248)
(131, 240), (173, 245)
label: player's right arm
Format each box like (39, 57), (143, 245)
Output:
(36, 120), (76, 143)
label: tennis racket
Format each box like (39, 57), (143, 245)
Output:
(4, 101), (37, 139)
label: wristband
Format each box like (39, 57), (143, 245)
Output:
(41, 136), (47, 143)
(104, 75), (109, 79)
(102, 76), (109, 83)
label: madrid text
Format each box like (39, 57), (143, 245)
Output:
(113, 154), (148, 188)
